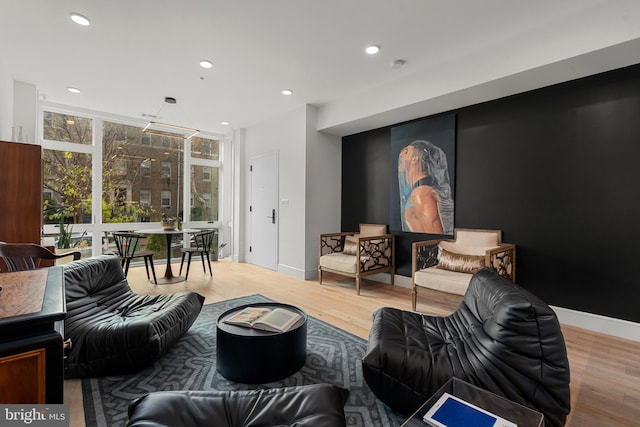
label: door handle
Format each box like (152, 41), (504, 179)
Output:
(268, 209), (276, 224)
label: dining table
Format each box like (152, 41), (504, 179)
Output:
(134, 228), (197, 285)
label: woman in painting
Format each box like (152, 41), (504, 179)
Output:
(398, 140), (454, 234)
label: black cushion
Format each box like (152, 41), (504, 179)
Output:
(126, 384), (349, 427)
(362, 267), (571, 427)
(63, 254), (204, 378)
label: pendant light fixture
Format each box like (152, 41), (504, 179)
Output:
(142, 97), (199, 139)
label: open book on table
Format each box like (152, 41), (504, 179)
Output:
(223, 306), (302, 332)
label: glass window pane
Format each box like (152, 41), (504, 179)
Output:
(43, 111), (93, 144)
(191, 136), (219, 160)
(161, 162), (171, 178)
(141, 159), (151, 177)
(102, 121), (184, 223)
(161, 190), (171, 207)
(191, 164), (219, 221)
(140, 189), (151, 207)
(43, 149), (93, 255)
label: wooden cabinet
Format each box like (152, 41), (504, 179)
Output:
(0, 345), (48, 403)
(0, 140), (42, 244)
(0, 267), (65, 403)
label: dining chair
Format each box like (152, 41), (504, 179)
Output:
(0, 241), (81, 272)
(111, 232), (158, 284)
(179, 230), (215, 279)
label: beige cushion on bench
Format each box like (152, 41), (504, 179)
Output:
(320, 252), (358, 274)
(414, 267), (471, 296)
(318, 224), (395, 295)
(413, 229), (507, 299)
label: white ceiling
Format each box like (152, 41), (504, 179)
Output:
(3, 0), (640, 137)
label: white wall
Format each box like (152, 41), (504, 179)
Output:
(242, 105), (342, 279)
(229, 128), (246, 262)
(13, 80), (38, 143)
(244, 106), (307, 277)
(0, 70), (13, 141)
(304, 106), (341, 278)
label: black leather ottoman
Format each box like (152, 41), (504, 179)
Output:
(216, 302), (307, 383)
(127, 384), (349, 427)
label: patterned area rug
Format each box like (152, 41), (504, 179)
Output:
(82, 294), (405, 426)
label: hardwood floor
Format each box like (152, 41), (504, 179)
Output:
(64, 259), (640, 427)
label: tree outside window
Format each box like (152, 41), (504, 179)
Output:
(43, 149), (92, 225)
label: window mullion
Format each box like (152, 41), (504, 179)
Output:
(93, 118), (103, 256)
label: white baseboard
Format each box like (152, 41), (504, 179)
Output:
(305, 270), (640, 342)
(394, 274), (640, 342)
(551, 305), (640, 342)
(278, 263), (306, 280)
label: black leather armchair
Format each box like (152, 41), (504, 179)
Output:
(63, 254), (204, 378)
(362, 267), (571, 427)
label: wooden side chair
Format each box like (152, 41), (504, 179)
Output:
(179, 230), (215, 279)
(0, 241), (81, 272)
(411, 228), (516, 310)
(318, 224), (395, 295)
(112, 232), (158, 284)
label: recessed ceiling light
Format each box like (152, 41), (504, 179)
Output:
(67, 87), (81, 94)
(199, 59), (213, 69)
(282, 89), (293, 96)
(365, 45), (380, 55)
(70, 13), (90, 26)
(221, 121), (230, 126)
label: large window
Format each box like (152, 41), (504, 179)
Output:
(190, 136), (220, 222)
(42, 148), (93, 254)
(103, 122), (153, 223)
(102, 121), (186, 223)
(190, 164), (219, 221)
(191, 136), (219, 160)
(43, 149), (93, 225)
(43, 112), (92, 145)
(41, 109), (222, 259)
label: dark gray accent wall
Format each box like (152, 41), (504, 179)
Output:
(342, 63), (640, 323)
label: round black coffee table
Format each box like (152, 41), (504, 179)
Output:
(216, 302), (307, 383)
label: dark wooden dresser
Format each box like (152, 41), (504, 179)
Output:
(0, 266), (65, 403)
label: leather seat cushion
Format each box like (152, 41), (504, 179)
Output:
(127, 384), (349, 427)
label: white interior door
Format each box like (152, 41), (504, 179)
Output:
(250, 151), (278, 270)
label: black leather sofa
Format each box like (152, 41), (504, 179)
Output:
(63, 254), (204, 378)
(126, 384), (349, 427)
(362, 267), (571, 427)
